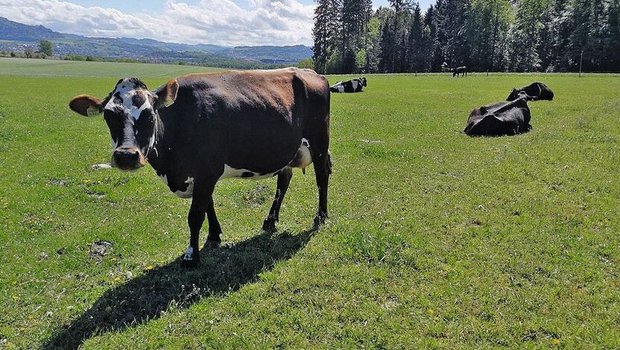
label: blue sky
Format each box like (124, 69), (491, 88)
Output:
(0, 0), (434, 46)
(71, 0), (434, 12)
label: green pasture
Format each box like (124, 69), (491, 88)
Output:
(0, 58), (619, 349)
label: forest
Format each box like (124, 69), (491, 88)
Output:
(312, 0), (620, 73)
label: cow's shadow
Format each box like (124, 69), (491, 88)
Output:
(43, 228), (317, 349)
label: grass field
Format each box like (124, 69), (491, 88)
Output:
(0, 57), (619, 349)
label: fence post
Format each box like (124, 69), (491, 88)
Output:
(579, 50), (583, 77)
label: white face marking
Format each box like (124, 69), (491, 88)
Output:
(104, 80), (154, 121)
(183, 246), (194, 260)
(174, 177), (194, 198)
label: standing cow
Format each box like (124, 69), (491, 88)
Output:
(452, 66), (468, 77)
(69, 68), (332, 267)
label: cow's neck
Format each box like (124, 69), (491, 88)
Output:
(145, 115), (170, 174)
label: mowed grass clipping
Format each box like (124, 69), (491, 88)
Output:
(0, 58), (619, 349)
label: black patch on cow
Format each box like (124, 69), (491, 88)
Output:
(125, 77), (147, 90)
(241, 171), (255, 178)
(138, 108), (152, 120)
(132, 92), (147, 108)
(113, 92), (122, 105)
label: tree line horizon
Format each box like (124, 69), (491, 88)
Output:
(312, 0), (620, 74)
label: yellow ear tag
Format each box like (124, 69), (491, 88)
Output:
(163, 97), (175, 108)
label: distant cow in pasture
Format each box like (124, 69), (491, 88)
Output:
(507, 82), (554, 101)
(329, 77), (367, 93)
(464, 96), (532, 136)
(452, 66), (467, 77)
(69, 68), (332, 267)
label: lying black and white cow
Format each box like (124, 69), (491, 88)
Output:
(452, 66), (467, 77)
(464, 96), (532, 136)
(465, 82), (554, 136)
(329, 77), (367, 93)
(69, 68), (332, 267)
(507, 82), (554, 101)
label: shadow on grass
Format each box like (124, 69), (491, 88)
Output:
(43, 228), (317, 349)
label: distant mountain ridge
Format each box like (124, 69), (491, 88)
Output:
(0, 17), (312, 66)
(0, 17), (66, 41)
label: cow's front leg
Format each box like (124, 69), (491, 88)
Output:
(182, 196), (205, 268)
(182, 179), (219, 268)
(263, 167), (293, 232)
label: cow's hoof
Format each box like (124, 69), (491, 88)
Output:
(180, 246), (200, 268)
(262, 218), (277, 233)
(313, 212), (328, 228)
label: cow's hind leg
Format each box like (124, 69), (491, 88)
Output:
(262, 167), (293, 232)
(204, 193), (222, 248)
(311, 149), (331, 228)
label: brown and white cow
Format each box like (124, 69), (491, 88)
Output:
(69, 68), (332, 267)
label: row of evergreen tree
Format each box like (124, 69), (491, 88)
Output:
(312, 0), (620, 73)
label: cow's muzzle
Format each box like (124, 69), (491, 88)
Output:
(112, 147), (146, 171)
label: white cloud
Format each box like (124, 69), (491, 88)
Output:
(0, 0), (315, 46)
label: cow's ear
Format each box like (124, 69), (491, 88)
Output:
(154, 79), (179, 109)
(69, 95), (103, 116)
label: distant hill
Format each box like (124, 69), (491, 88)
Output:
(0, 17), (66, 41)
(0, 17), (312, 67)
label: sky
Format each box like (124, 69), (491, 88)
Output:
(0, 0), (433, 47)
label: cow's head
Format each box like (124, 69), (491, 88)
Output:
(69, 78), (178, 170)
(506, 88), (520, 101)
